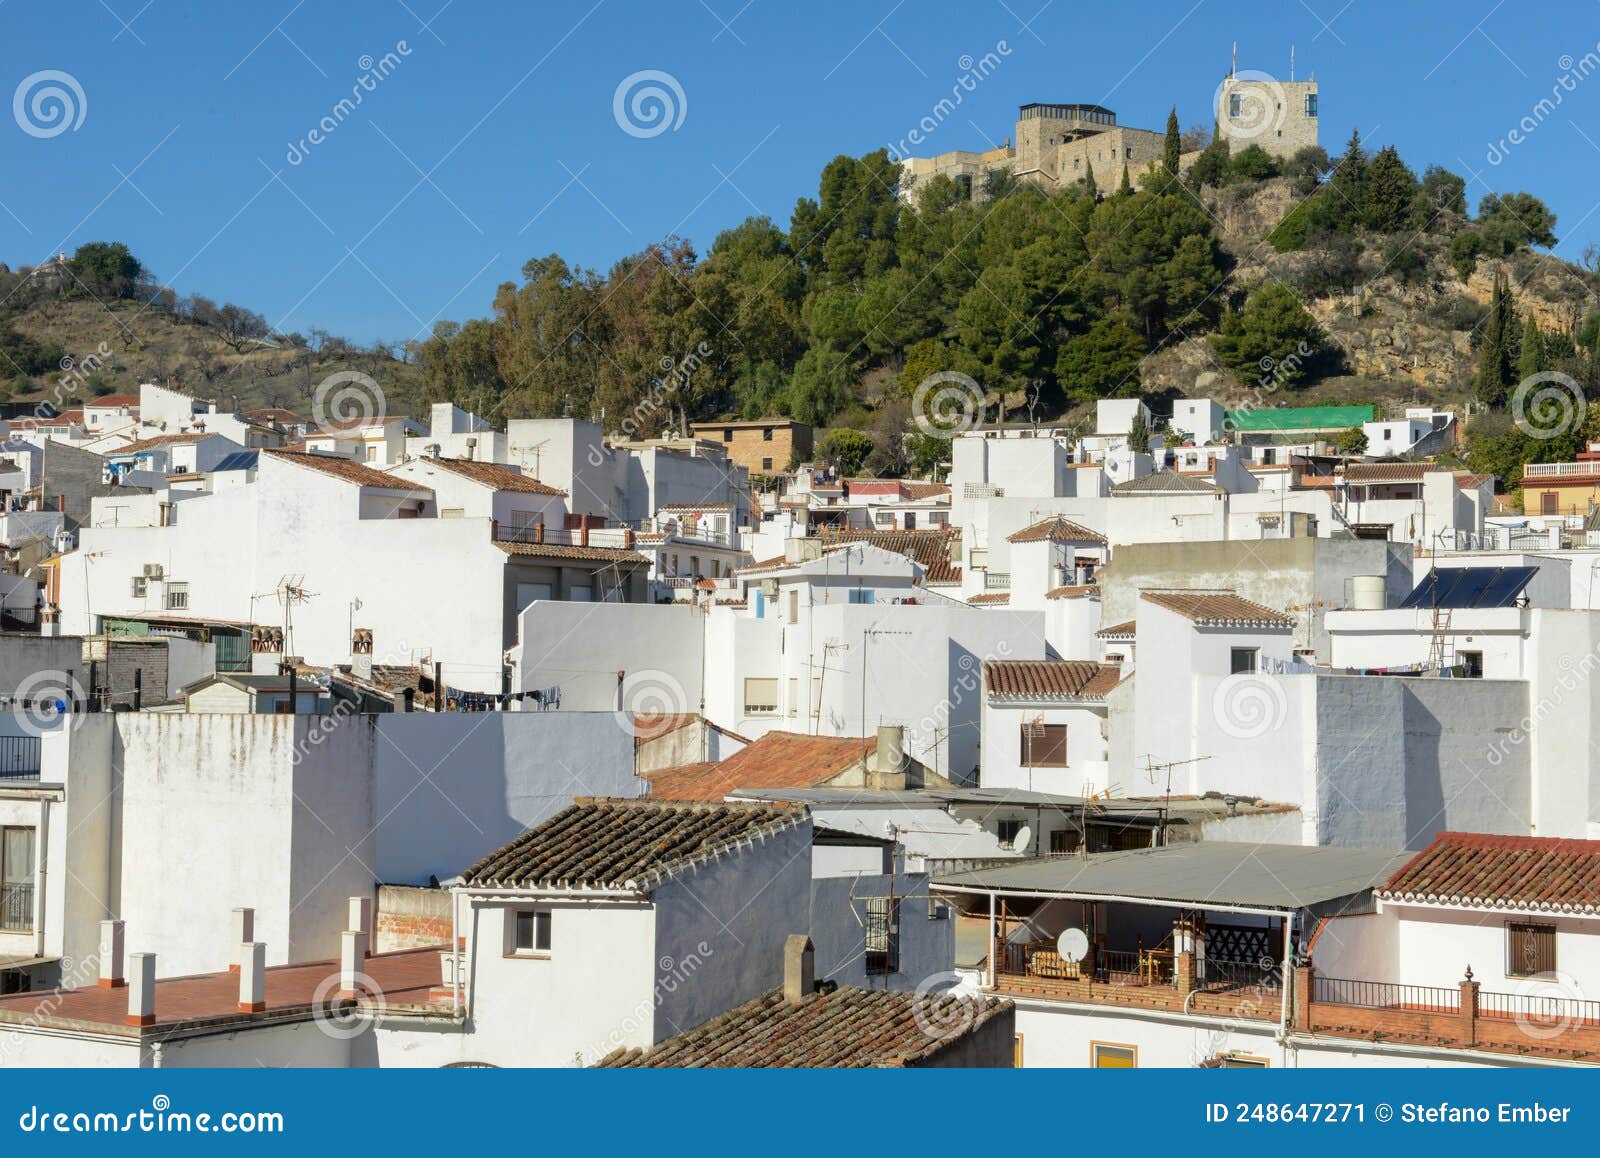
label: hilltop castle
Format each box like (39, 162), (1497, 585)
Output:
(897, 66), (1318, 199)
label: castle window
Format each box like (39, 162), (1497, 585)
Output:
(1229, 93), (1243, 117)
(1305, 93), (1318, 117)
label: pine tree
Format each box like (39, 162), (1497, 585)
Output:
(1326, 129), (1368, 232)
(1516, 314), (1543, 383)
(1163, 106), (1181, 185)
(1361, 146), (1416, 232)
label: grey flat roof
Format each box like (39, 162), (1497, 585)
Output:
(935, 841), (1410, 912)
(730, 786), (1089, 808)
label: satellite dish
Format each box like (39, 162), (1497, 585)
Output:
(1012, 824), (1032, 852)
(1057, 927), (1090, 964)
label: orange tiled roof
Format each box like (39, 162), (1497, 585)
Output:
(1045, 584), (1098, 600)
(646, 732), (879, 801)
(1096, 619), (1136, 637)
(86, 394), (140, 407)
(816, 527), (962, 584)
(426, 457), (565, 495)
(983, 659), (1121, 699)
(264, 449), (430, 489)
(1140, 590), (1295, 627)
(112, 431), (211, 455)
(967, 592), (1010, 605)
(1006, 516), (1106, 544)
(597, 985), (1010, 1067)
(1378, 832), (1600, 914)
(495, 539), (649, 564)
(1343, 462), (1441, 483)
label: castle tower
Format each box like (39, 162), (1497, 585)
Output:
(1014, 102), (1119, 184)
(1216, 72), (1318, 159)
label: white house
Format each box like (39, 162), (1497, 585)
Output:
(980, 659), (1121, 796)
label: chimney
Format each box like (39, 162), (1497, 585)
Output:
(348, 896), (372, 956)
(391, 687), (413, 713)
(238, 942), (266, 1013)
(230, 907), (254, 973)
(351, 651), (373, 681)
(338, 930), (369, 1000)
(126, 952), (156, 1026)
(623, 527), (635, 549)
(98, 920), (126, 988)
(872, 725), (908, 789)
(783, 935), (815, 1004)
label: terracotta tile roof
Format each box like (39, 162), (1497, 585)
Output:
(660, 502), (732, 511)
(900, 481), (951, 501)
(426, 457), (565, 495)
(495, 540), (649, 564)
(1453, 472), (1494, 489)
(0, 947), (446, 1033)
(1377, 832), (1600, 914)
(245, 407), (309, 424)
(967, 592), (1010, 605)
(1343, 462), (1440, 483)
(263, 449), (430, 490)
(460, 798), (806, 889)
(737, 554), (789, 574)
(1045, 584), (1098, 600)
(86, 394), (140, 407)
(816, 527), (962, 584)
(112, 431), (211, 455)
(1140, 590), (1295, 627)
(983, 659), (1121, 699)
(646, 732), (878, 801)
(1096, 619), (1136, 637)
(1006, 516), (1107, 544)
(1111, 470), (1222, 495)
(596, 985), (1010, 1067)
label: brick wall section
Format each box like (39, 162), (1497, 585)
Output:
(374, 884), (453, 953)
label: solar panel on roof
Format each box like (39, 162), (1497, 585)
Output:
(213, 450), (259, 472)
(1397, 565), (1536, 609)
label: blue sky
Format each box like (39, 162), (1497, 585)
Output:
(2, 0), (1598, 343)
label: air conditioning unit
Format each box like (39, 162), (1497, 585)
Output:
(142, 563), (165, 580)
(760, 578), (779, 598)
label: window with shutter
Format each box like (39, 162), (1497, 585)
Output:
(1020, 722), (1068, 766)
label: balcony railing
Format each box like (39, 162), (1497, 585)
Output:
(0, 735), (41, 780)
(1523, 462), (1600, 478)
(984, 572), (1011, 591)
(1479, 988), (1600, 1029)
(1313, 975), (1459, 1013)
(0, 881), (33, 932)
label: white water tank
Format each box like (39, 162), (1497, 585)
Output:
(1352, 574), (1386, 611)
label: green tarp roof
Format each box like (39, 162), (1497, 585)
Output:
(1225, 405), (1374, 432)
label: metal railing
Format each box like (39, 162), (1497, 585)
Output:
(0, 881), (33, 933)
(1314, 975), (1459, 1013)
(1201, 958), (1283, 991)
(0, 735), (41, 779)
(1479, 989), (1600, 1029)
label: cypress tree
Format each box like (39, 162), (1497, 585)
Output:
(1516, 314), (1543, 383)
(1163, 106), (1181, 185)
(1128, 409), (1151, 453)
(1083, 160), (1098, 199)
(1327, 129), (1368, 232)
(1118, 164), (1132, 196)
(1477, 272), (1515, 405)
